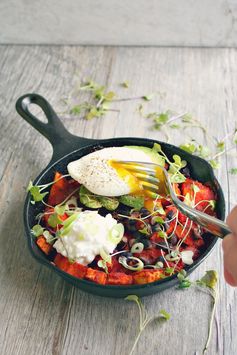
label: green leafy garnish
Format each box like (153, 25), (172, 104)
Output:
(209, 159), (220, 169)
(119, 195), (144, 209)
(139, 226), (150, 235)
(54, 204), (66, 215)
(151, 144), (186, 182)
(70, 104), (85, 115)
(146, 111), (169, 130)
(152, 216), (165, 224)
(31, 224), (44, 237)
(167, 154), (187, 183)
(177, 270), (192, 289)
(216, 141), (225, 152)
(196, 270), (218, 291)
(27, 181), (48, 203)
(48, 214), (63, 228)
(158, 231), (167, 239)
(125, 295), (170, 355)
(180, 142), (196, 154)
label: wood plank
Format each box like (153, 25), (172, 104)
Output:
(0, 45), (236, 355)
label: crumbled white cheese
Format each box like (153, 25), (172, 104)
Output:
(54, 211), (123, 265)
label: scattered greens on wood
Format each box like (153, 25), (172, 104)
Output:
(142, 93), (154, 101)
(230, 168), (237, 175)
(125, 295), (170, 355)
(121, 81), (130, 88)
(65, 79), (118, 120)
(177, 269), (218, 354)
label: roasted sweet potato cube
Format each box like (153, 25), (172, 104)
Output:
(85, 268), (107, 285)
(107, 272), (133, 285)
(67, 262), (87, 278)
(48, 172), (80, 206)
(133, 270), (163, 284)
(54, 253), (70, 272)
(181, 178), (215, 213)
(36, 236), (52, 255)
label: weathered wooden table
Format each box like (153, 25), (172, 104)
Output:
(0, 45), (236, 355)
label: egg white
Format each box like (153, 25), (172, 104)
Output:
(67, 147), (154, 196)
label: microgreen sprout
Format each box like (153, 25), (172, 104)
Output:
(27, 174), (70, 204)
(177, 270), (218, 354)
(125, 295), (170, 355)
(31, 224), (44, 237)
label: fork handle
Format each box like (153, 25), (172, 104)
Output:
(174, 200), (231, 239)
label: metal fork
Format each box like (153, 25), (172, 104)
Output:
(115, 160), (231, 239)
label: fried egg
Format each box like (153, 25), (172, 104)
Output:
(67, 146), (160, 196)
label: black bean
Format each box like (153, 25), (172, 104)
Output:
(156, 242), (168, 251)
(152, 224), (161, 232)
(170, 235), (178, 246)
(132, 231), (146, 239)
(129, 238), (136, 247)
(140, 207), (150, 218)
(126, 219), (137, 232)
(122, 252), (133, 258)
(166, 211), (174, 220)
(116, 240), (127, 251)
(139, 256), (150, 265)
(116, 205), (132, 216)
(156, 255), (166, 263)
(140, 239), (152, 249)
(88, 259), (98, 267)
(181, 166), (191, 177)
(193, 227), (202, 240)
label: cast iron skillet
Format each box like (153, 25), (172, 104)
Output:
(16, 93), (225, 298)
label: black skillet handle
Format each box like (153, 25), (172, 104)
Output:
(16, 93), (94, 164)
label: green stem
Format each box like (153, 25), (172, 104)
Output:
(203, 295), (217, 354)
(128, 329), (143, 355)
(39, 174), (70, 191)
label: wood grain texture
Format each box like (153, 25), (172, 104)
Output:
(0, 45), (237, 355)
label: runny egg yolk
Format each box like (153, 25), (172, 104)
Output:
(108, 160), (144, 194)
(109, 160), (168, 212)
